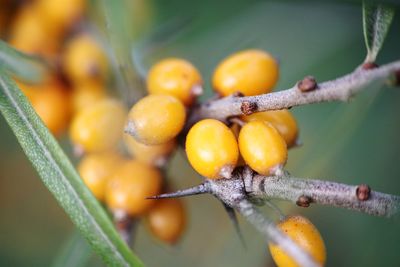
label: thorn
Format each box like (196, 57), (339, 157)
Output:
(223, 203), (246, 249)
(296, 195), (313, 207)
(147, 183), (210, 199)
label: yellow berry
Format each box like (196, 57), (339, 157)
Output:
(126, 94), (186, 145)
(72, 82), (107, 114)
(124, 134), (176, 167)
(146, 198), (186, 244)
(105, 160), (162, 216)
(186, 119), (238, 179)
(242, 110), (298, 147)
(78, 152), (125, 201)
(238, 121), (287, 175)
(70, 99), (127, 153)
(268, 215), (326, 267)
(212, 49), (279, 97)
(18, 80), (71, 136)
(147, 58), (202, 106)
(9, 6), (61, 57)
(36, 0), (85, 32)
(63, 34), (108, 85)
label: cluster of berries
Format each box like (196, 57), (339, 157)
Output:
(127, 50), (326, 266)
(5, 0), (185, 245)
(4, 1), (326, 262)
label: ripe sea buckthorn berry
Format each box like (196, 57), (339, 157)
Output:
(146, 198), (186, 244)
(242, 110), (298, 147)
(123, 134), (176, 167)
(78, 152), (125, 201)
(212, 49), (279, 97)
(147, 58), (202, 106)
(9, 6), (61, 57)
(105, 160), (162, 216)
(186, 119), (239, 179)
(70, 99), (127, 153)
(63, 34), (108, 85)
(72, 82), (107, 114)
(238, 121), (287, 175)
(18, 80), (71, 136)
(36, 0), (85, 31)
(126, 94), (186, 145)
(268, 215), (326, 267)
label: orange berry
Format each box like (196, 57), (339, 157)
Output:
(105, 160), (162, 216)
(238, 121), (287, 175)
(71, 82), (107, 114)
(242, 110), (298, 147)
(212, 49), (279, 97)
(18, 80), (71, 136)
(63, 34), (108, 85)
(186, 119), (239, 179)
(269, 215), (326, 267)
(147, 58), (202, 106)
(126, 94), (186, 145)
(36, 0), (85, 31)
(146, 198), (186, 244)
(78, 152), (125, 201)
(123, 134), (176, 167)
(69, 99), (127, 153)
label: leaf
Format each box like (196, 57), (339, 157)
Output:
(51, 231), (92, 267)
(0, 40), (48, 83)
(362, 1), (395, 63)
(0, 71), (144, 267)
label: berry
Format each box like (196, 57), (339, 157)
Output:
(36, 0), (85, 32)
(212, 49), (279, 97)
(268, 215), (326, 267)
(147, 58), (202, 106)
(126, 94), (186, 145)
(71, 82), (107, 114)
(70, 99), (127, 153)
(123, 134), (176, 167)
(63, 34), (108, 85)
(18, 80), (71, 136)
(78, 152), (125, 201)
(238, 121), (287, 175)
(146, 198), (186, 244)
(105, 160), (162, 216)
(186, 119), (238, 179)
(242, 110), (298, 147)
(9, 6), (61, 57)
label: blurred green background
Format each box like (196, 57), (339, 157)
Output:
(1, 0), (400, 266)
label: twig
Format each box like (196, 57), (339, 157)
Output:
(244, 173), (400, 218)
(190, 60), (400, 122)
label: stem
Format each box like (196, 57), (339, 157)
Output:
(246, 175), (400, 218)
(191, 60), (400, 122)
(236, 199), (320, 267)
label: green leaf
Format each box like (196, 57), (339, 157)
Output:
(362, 1), (395, 63)
(51, 231), (92, 267)
(0, 40), (48, 83)
(0, 71), (144, 267)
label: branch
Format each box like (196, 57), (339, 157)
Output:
(191, 60), (400, 122)
(244, 174), (400, 218)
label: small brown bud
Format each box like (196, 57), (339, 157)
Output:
(232, 91), (245, 97)
(296, 195), (313, 207)
(394, 69), (400, 86)
(240, 101), (258, 115)
(297, 76), (317, 92)
(356, 184), (371, 201)
(362, 62), (379, 70)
